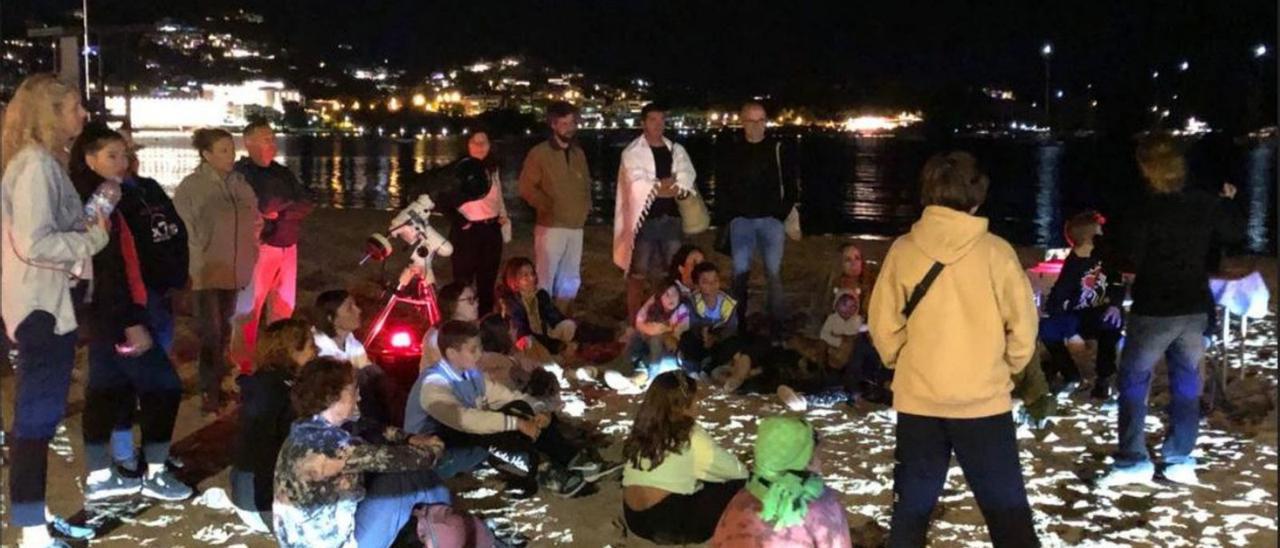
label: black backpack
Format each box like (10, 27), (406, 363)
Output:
(117, 176), (190, 291)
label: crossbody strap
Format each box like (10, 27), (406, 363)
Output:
(902, 261), (945, 318)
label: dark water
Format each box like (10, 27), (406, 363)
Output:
(135, 130), (1277, 252)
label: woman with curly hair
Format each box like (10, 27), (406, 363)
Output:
(273, 357), (471, 548)
(621, 371), (747, 544)
(229, 318), (316, 533)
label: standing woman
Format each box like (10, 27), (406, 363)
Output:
(1, 73), (108, 548)
(444, 128), (511, 317)
(173, 128), (261, 414)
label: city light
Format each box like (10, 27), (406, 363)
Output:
(1152, 70), (1160, 79)
(1255, 44), (1268, 58)
(387, 97), (401, 112)
(841, 112), (923, 134)
(1179, 60), (1190, 71)
(412, 93), (426, 107)
(1183, 116), (1210, 134)
(1041, 43), (1053, 57)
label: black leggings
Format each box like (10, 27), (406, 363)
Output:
(624, 479), (746, 545)
(82, 339), (182, 471)
(450, 219), (503, 316)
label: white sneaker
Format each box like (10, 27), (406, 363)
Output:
(603, 371), (643, 395)
(777, 385), (808, 412)
(1095, 461), (1156, 488)
(1162, 462), (1198, 485)
(574, 366), (598, 384)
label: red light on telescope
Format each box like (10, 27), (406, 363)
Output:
(390, 331), (413, 349)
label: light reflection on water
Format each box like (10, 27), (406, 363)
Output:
(132, 133), (1276, 252)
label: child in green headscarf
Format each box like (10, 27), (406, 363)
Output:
(711, 416), (852, 547)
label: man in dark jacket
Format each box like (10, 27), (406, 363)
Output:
(1097, 134), (1243, 488)
(715, 102), (799, 334)
(233, 121), (315, 370)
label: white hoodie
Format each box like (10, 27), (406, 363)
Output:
(613, 135), (697, 272)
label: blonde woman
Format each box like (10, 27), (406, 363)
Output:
(1, 73), (109, 548)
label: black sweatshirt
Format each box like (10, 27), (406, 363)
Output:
(715, 138), (799, 222)
(234, 158), (314, 248)
(71, 170), (147, 343)
(1044, 236), (1126, 315)
(1123, 188), (1244, 317)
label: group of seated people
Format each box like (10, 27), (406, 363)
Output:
(209, 208), (1120, 546)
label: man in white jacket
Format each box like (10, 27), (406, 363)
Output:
(614, 103), (697, 318)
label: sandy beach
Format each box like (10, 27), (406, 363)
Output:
(2, 207), (1276, 547)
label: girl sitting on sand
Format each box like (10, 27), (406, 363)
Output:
(496, 257), (578, 360)
(231, 319), (317, 533)
(606, 280), (692, 392)
(419, 282), (481, 370)
(668, 244), (706, 302)
(622, 371), (749, 544)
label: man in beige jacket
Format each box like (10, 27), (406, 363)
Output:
(868, 151), (1039, 547)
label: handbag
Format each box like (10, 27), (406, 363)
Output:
(776, 143), (802, 240)
(677, 190), (711, 234)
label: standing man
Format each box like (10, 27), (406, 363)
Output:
(233, 120), (314, 371)
(614, 103), (697, 318)
(1096, 134), (1243, 487)
(716, 102), (798, 335)
(518, 101), (591, 311)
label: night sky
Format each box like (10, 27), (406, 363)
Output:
(5, 1), (1276, 121)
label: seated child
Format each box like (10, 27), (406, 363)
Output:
(496, 257), (577, 358)
(624, 280), (692, 383)
(476, 313), (561, 409)
(419, 282), (481, 370)
(622, 371), (749, 544)
(231, 319), (317, 533)
(313, 289), (404, 427)
(668, 244), (706, 302)
(711, 417), (851, 547)
(1039, 210), (1125, 399)
(405, 320), (610, 497)
(777, 292), (890, 411)
(814, 242), (877, 333)
(273, 357), (493, 548)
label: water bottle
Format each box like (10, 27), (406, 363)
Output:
(83, 180), (122, 227)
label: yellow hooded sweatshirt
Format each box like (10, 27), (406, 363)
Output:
(868, 206), (1039, 419)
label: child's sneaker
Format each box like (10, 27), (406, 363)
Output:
(540, 467), (587, 498)
(48, 515), (95, 541)
(141, 469), (193, 501)
(84, 469), (141, 501)
(568, 452), (623, 482)
(777, 385), (808, 412)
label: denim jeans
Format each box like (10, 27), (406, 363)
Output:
(1040, 307), (1123, 382)
(146, 287), (175, 354)
(1115, 313), (1207, 468)
(9, 311), (78, 527)
(629, 215), (684, 279)
(533, 226), (584, 301)
(889, 412), (1038, 548)
(729, 217), (786, 324)
(354, 469), (453, 547)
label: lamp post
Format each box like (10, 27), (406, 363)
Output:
(1041, 42), (1053, 126)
